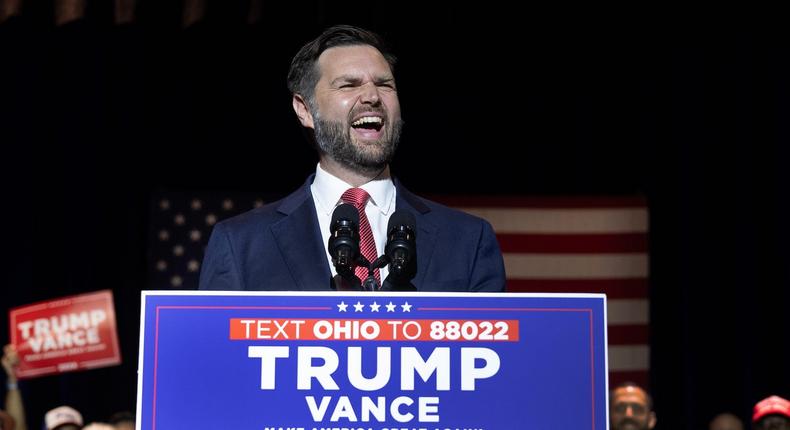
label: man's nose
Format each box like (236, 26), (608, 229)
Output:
(625, 406), (634, 417)
(359, 82), (380, 104)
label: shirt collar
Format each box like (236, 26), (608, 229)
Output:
(312, 163), (396, 217)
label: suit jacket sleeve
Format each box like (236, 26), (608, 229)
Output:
(469, 218), (507, 292)
(199, 222), (244, 290)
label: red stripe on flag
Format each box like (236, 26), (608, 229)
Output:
(506, 279), (647, 299)
(609, 370), (649, 390)
(497, 233), (647, 253)
(607, 325), (649, 345)
(431, 195), (647, 208)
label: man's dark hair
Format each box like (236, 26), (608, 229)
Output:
(610, 381), (654, 410)
(287, 25), (397, 104)
(108, 411), (135, 424)
(756, 415), (790, 430)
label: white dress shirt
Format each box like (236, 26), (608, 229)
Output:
(311, 163), (396, 281)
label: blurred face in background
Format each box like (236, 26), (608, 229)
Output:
(610, 385), (657, 430)
(710, 413), (744, 430)
(756, 416), (790, 430)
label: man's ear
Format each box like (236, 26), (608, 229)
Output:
(292, 94), (314, 129)
(648, 411), (657, 429)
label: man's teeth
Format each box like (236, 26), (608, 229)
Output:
(352, 116), (383, 127)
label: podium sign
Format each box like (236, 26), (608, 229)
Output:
(136, 292), (608, 430)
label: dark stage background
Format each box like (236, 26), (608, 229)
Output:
(1, 3), (788, 429)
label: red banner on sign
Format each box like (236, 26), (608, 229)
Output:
(8, 290), (122, 379)
(228, 318), (520, 342)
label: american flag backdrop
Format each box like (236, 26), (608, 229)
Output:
(447, 196), (650, 389)
(149, 192), (650, 388)
(148, 190), (272, 291)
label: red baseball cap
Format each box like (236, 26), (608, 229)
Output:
(753, 395), (790, 422)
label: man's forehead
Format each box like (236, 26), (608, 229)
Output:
(613, 386), (649, 403)
(316, 45), (393, 79)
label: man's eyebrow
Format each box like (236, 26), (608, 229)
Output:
(330, 75), (363, 86)
(330, 75), (395, 86)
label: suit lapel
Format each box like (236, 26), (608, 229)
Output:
(395, 181), (437, 289)
(270, 176), (332, 290)
(269, 176), (436, 290)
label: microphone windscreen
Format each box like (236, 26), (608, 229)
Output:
(387, 210), (416, 232)
(331, 203), (359, 226)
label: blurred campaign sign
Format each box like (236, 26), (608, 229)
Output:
(137, 291), (608, 430)
(9, 290), (122, 379)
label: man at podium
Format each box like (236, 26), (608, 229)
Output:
(199, 25), (505, 293)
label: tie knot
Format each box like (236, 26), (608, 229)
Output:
(341, 188), (370, 209)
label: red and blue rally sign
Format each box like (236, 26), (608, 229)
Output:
(136, 292), (608, 430)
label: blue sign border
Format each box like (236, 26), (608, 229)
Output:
(136, 292), (609, 430)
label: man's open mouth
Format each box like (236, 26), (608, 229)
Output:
(350, 115), (384, 139)
(351, 116), (384, 131)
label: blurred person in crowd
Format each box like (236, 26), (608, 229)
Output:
(610, 381), (657, 430)
(753, 395), (790, 430)
(81, 424), (112, 430)
(44, 406), (82, 430)
(709, 412), (744, 430)
(107, 411), (133, 430)
(2, 345), (24, 430)
(0, 410), (14, 430)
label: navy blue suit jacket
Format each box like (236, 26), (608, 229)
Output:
(198, 176), (506, 292)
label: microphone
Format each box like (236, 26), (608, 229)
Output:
(382, 210), (417, 290)
(328, 203), (360, 278)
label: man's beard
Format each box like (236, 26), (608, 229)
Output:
(313, 112), (403, 177)
(612, 419), (648, 430)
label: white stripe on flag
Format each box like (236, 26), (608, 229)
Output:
(459, 208), (648, 234)
(503, 254), (649, 279)
(608, 345), (650, 371)
(607, 299), (650, 325)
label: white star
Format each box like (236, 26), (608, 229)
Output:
(189, 229), (202, 241)
(401, 302), (412, 312)
(190, 199), (203, 210)
(254, 199), (264, 208)
(205, 214), (217, 226)
(222, 199), (234, 211)
(174, 214), (185, 225)
(353, 301), (365, 312)
(159, 199), (170, 210)
(369, 302), (381, 312)
(173, 245), (184, 256)
(158, 230), (170, 241)
(385, 302), (397, 312)
(337, 301), (348, 312)
(187, 260), (200, 272)
(170, 275), (182, 287)
(156, 260), (167, 271)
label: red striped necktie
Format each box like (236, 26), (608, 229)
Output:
(340, 187), (381, 286)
